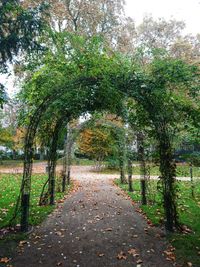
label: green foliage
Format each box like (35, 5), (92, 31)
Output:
(0, 0), (48, 106)
(0, 84), (8, 108)
(0, 127), (13, 148)
(0, 0), (48, 67)
(18, 35), (127, 127)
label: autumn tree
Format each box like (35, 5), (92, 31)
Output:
(78, 125), (115, 169)
(0, 102), (25, 158)
(132, 15), (200, 63)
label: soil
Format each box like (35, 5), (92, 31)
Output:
(4, 166), (176, 267)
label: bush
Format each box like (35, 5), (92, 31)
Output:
(106, 156), (119, 169)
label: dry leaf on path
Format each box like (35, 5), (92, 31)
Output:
(19, 240), (27, 247)
(97, 253), (105, 257)
(128, 248), (139, 257)
(164, 250), (176, 261)
(117, 251), (127, 260)
(0, 257), (10, 263)
(105, 228), (112, 231)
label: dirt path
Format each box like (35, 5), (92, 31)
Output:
(9, 166), (175, 267)
(0, 163), (194, 181)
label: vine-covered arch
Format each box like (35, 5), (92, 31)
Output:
(18, 35), (199, 233)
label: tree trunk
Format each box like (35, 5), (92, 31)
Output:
(119, 131), (127, 184)
(48, 157), (56, 205)
(128, 157), (133, 192)
(190, 164), (195, 198)
(65, 125), (73, 186)
(67, 169), (71, 185)
(21, 193), (30, 232)
(62, 133), (68, 192)
(158, 125), (179, 232)
(48, 121), (61, 205)
(20, 113), (40, 231)
(119, 156), (126, 183)
(137, 132), (147, 205)
(39, 147), (45, 160)
(12, 149), (17, 160)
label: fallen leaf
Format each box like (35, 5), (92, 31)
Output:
(128, 248), (139, 257)
(164, 250), (176, 261)
(19, 240), (27, 247)
(117, 251), (127, 260)
(187, 262), (192, 267)
(0, 257), (10, 263)
(136, 259), (143, 264)
(105, 228), (112, 231)
(98, 253), (105, 257)
(155, 233), (161, 239)
(147, 220), (153, 226)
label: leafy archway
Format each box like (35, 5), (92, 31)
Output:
(17, 35), (199, 233)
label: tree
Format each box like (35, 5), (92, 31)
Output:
(0, 103), (24, 157)
(136, 16), (185, 51)
(78, 125), (114, 169)
(133, 15), (200, 63)
(0, 0), (47, 106)
(22, 0), (125, 37)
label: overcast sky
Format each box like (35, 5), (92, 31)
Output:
(125, 0), (200, 35)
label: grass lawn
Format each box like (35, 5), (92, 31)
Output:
(0, 160), (24, 168)
(0, 160), (45, 169)
(0, 158), (96, 169)
(0, 173), (72, 229)
(115, 178), (200, 267)
(0, 173), (72, 259)
(103, 163), (200, 177)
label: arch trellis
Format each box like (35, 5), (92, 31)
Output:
(17, 37), (199, 233)
(18, 57), (125, 231)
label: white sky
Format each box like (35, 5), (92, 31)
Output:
(125, 0), (200, 35)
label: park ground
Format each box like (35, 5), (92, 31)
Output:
(0, 163), (200, 266)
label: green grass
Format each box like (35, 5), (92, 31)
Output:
(0, 160), (24, 168)
(70, 158), (96, 166)
(115, 178), (200, 267)
(0, 159), (46, 168)
(0, 174), (72, 228)
(103, 164), (200, 177)
(0, 158), (96, 169)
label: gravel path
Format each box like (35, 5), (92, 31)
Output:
(10, 166), (174, 267)
(0, 163), (195, 181)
